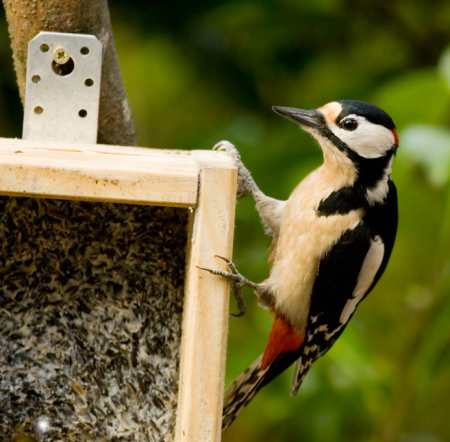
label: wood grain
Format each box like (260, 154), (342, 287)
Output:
(0, 138), (199, 206)
(175, 150), (237, 442)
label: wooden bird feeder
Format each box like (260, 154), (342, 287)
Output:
(0, 31), (236, 442)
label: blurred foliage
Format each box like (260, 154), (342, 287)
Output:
(1, 1), (450, 441)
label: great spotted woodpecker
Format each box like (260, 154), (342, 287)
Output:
(203, 100), (399, 430)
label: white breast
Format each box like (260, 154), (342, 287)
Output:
(340, 236), (384, 324)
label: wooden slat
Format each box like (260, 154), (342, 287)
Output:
(175, 150), (237, 442)
(0, 138), (199, 206)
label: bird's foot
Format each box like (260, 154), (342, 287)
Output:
(213, 140), (241, 161)
(213, 140), (255, 199)
(198, 255), (259, 317)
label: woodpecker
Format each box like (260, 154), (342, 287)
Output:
(203, 99), (399, 430)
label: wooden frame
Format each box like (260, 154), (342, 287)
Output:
(0, 137), (237, 442)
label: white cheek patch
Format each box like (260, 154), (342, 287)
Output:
(329, 115), (395, 158)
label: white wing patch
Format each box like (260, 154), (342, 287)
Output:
(340, 236), (385, 324)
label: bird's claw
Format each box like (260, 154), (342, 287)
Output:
(212, 140), (251, 199)
(198, 255), (247, 317)
(213, 140), (241, 161)
(214, 255), (239, 275)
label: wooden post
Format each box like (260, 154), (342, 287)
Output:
(175, 151), (237, 442)
(2, 0), (136, 146)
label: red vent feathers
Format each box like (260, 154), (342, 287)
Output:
(261, 316), (304, 369)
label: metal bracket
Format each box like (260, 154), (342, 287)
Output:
(22, 32), (102, 144)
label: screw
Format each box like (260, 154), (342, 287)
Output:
(53, 47), (70, 65)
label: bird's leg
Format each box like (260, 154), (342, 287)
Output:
(213, 141), (285, 237)
(198, 255), (275, 316)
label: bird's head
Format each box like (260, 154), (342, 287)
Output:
(272, 100), (398, 165)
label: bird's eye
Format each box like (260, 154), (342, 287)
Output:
(340, 118), (358, 131)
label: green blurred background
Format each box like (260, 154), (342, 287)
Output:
(1, 1), (450, 441)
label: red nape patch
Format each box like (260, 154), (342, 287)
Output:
(261, 316), (304, 369)
(391, 128), (400, 147)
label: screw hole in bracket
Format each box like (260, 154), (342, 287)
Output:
(52, 58), (75, 76)
(78, 109), (88, 118)
(40, 43), (49, 53)
(80, 46), (90, 55)
(84, 78), (94, 87)
(32, 75), (41, 83)
(34, 106), (44, 114)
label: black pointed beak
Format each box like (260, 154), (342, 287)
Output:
(272, 106), (323, 129)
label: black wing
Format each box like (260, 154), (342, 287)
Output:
(291, 181), (398, 393)
(364, 180), (398, 292)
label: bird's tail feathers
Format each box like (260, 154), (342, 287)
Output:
(222, 355), (268, 431)
(223, 317), (304, 431)
(222, 349), (300, 431)
(290, 357), (311, 395)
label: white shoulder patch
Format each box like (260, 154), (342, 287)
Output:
(366, 158), (393, 205)
(366, 175), (389, 205)
(340, 236), (384, 324)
